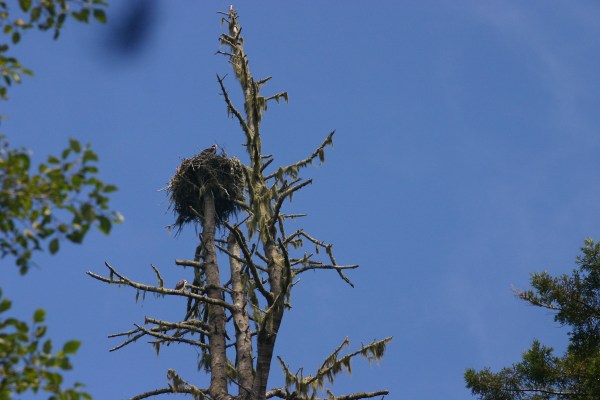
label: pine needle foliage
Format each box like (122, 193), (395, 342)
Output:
(466, 238), (600, 400)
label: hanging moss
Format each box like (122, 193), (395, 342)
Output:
(167, 151), (245, 231)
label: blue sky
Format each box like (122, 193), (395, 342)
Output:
(3, 1), (600, 399)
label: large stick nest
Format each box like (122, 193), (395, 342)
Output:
(167, 151), (245, 231)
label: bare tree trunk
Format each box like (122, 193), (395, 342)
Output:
(202, 193), (228, 399)
(228, 232), (254, 399)
(253, 239), (285, 400)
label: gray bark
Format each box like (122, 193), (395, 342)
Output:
(202, 193), (228, 399)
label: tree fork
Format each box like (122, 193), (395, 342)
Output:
(228, 232), (254, 398)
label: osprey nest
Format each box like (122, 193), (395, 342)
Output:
(167, 151), (245, 231)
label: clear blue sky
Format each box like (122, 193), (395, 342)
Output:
(3, 1), (600, 399)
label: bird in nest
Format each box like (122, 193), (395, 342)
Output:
(174, 279), (187, 291)
(201, 144), (217, 155)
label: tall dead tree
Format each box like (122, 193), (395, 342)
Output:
(88, 7), (391, 400)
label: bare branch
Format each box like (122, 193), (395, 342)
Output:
(266, 388), (390, 400)
(224, 221), (273, 303)
(270, 179), (313, 231)
(145, 317), (210, 336)
(175, 259), (205, 269)
(150, 264), (164, 288)
(87, 263), (234, 310)
(129, 387), (200, 400)
(261, 157), (274, 172)
(217, 73), (251, 140)
(134, 324), (208, 348)
(216, 243), (246, 264)
(109, 332), (145, 352)
(256, 76), (272, 87)
(332, 391), (390, 400)
(294, 263), (359, 274)
(297, 232), (354, 287)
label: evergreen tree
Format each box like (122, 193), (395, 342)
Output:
(465, 238), (600, 400)
(88, 7), (391, 400)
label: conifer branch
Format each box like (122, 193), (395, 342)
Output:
(265, 390), (389, 400)
(266, 131), (335, 181)
(265, 92), (289, 104)
(278, 337), (392, 398)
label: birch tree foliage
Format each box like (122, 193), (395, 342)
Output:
(465, 238), (600, 400)
(0, 288), (91, 399)
(88, 6), (391, 400)
(0, 135), (123, 274)
(0, 0), (107, 100)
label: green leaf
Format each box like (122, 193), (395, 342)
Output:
(82, 149), (98, 163)
(31, 6), (41, 22)
(69, 139), (81, 153)
(43, 339), (52, 353)
(11, 31), (21, 44)
(48, 238), (59, 254)
(35, 325), (47, 338)
(60, 357), (73, 370)
(57, 12), (66, 27)
(61, 148), (71, 159)
(102, 184), (118, 193)
(66, 230), (84, 244)
(19, 0), (32, 12)
(81, 204), (95, 221)
(93, 9), (107, 23)
(62, 340), (81, 354)
(0, 298), (12, 312)
(97, 215), (111, 234)
(33, 309), (46, 323)
(14, 153), (30, 170)
(71, 9), (90, 23)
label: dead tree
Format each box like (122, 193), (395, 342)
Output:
(88, 7), (391, 400)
